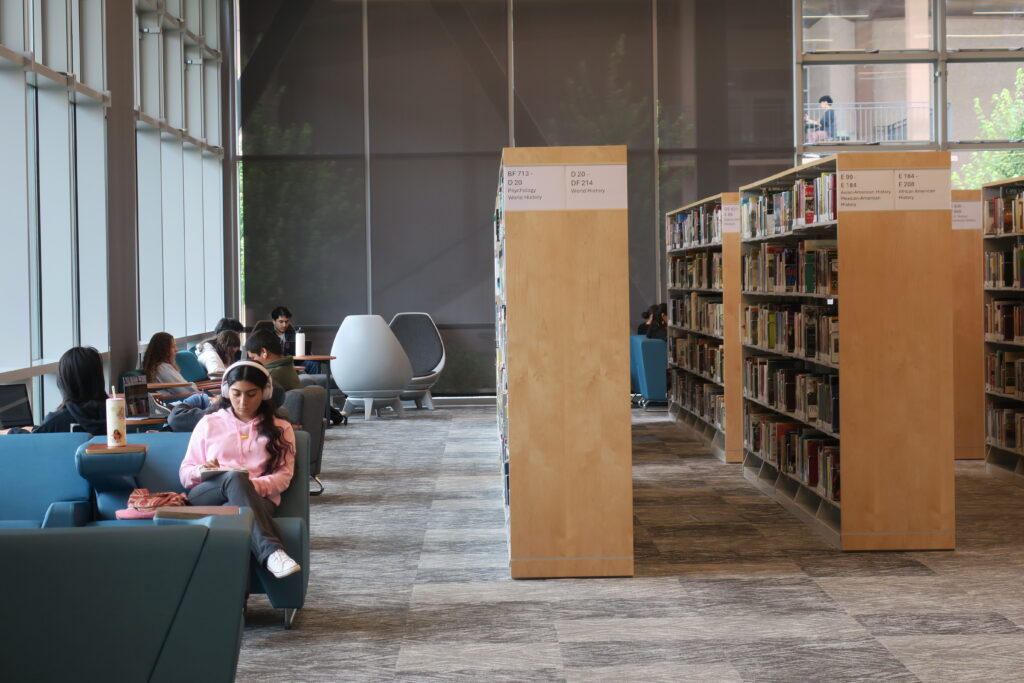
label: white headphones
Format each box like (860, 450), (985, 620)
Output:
(221, 360), (274, 400)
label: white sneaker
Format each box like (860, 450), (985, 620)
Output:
(266, 549), (301, 579)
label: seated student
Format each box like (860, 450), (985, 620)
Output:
(636, 304), (657, 335)
(270, 306), (320, 374)
(142, 332), (211, 409)
(0, 346), (108, 435)
(178, 361), (301, 579)
(213, 318), (245, 362)
(245, 329), (301, 391)
(194, 330), (241, 375)
(646, 303), (668, 341)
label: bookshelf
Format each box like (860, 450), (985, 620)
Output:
(494, 145), (634, 578)
(664, 193), (743, 463)
(739, 152), (955, 551)
(952, 190), (984, 461)
(981, 176), (1024, 481)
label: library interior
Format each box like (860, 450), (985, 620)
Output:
(5, 0), (1024, 681)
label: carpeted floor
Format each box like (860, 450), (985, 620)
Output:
(237, 407), (1024, 682)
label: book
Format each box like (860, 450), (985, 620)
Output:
(200, 467), (249, 481)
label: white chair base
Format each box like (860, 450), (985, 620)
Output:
(343, 396), (405, 420)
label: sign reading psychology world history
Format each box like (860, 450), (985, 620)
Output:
(503, 164), (628, 211)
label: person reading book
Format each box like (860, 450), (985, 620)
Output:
(178, 360), (301, 579)
(0, 346), (108, 435)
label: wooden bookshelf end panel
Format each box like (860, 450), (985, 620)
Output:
(837, 179), (955, 549)
(502, 145), (634, 578)
(951, 190), (985, 461)
(723, 228), (743, 463)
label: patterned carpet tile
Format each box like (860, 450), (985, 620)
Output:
(233, 407), (1024, 682)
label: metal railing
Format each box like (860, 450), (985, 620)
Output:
(803, 101), (933, 144)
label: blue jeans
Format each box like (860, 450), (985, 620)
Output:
(181, 393), (210, 409)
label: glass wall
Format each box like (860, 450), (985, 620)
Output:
(0, 1), (108, 374)
(796, 0), (1024, 186)
(238, 0), (795, 394)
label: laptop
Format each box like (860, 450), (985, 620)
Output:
(283, 340), (313, 356)
(0, 384), (35, 429)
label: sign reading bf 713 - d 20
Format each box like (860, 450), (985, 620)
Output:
(503, 164), (628, 212)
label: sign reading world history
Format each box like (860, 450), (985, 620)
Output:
(503, 164), (628, 212)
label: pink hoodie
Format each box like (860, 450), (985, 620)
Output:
(179, 409), (296, 505)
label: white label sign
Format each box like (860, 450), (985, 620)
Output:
(721, 203), (741, 233)
(838, 169), (894, 212)
(564, 164), (628, 210)
(952, 200), (983, 231)
(503, 163), (628, 212)
(893, 169), (951, 211)
(503, 165), (565, 211)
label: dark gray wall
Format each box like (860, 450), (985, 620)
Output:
(237, 0), (793, 395)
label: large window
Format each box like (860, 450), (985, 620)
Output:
(0, 0), (231, 418)
(0, 0), (108, 374)
(796, 0), (1024, 187)
(135, 0), (226, 341)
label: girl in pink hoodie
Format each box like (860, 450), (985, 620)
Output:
(179, 361), (301, 579)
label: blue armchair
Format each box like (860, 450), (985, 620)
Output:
(0, 432), (92, 528)
(630, 334), (668, 407)
(0, 514), (251, 682)
(76, 430), (311, 627)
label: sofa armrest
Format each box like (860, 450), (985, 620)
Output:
(41, 500), (92, 528)
(75, 448), (147, 489)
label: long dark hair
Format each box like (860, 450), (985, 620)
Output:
(56, 346), (108, 406)
(142, 332), (177, 381)
(201, 330), (240, 365)
(218, 363), (291, 476)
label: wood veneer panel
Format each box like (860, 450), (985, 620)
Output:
(502, 145), (625, 166)
(951, 190), (984, 460)
(722, 194), (743, 463)
(501, 145), (633, 578)
(837, 152), (955, 550)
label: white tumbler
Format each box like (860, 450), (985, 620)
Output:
(106, 397), (127, 447)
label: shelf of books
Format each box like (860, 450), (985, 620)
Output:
(982, 176), (1024, 481)
(664, 193), (742, 462)
(494, 145), (633, 578)
(952, 190), (985, 461)
(739, 151), (955, 550)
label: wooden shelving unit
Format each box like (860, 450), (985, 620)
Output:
(739, 152), (955, 551)
(494, 145), (633, 578)
(952, 189), (985, 460)
(664, 193), (742, 463)
(981, 175), (1024, 481)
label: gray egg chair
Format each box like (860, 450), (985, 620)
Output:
(389, 312), (446, 410)
(330, 315), (413, 420)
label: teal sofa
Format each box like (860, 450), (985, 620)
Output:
(0, 432), (93, 528)
(0, 514), (251, 682)
(76, 430), (311, 627)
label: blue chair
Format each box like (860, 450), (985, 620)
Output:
(175, 349), (209, 383)
(76, 430), (311, 628)
(0, 514), (251, 682)
(0, 432), (93, 528)
(630, 335), (667, 407)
